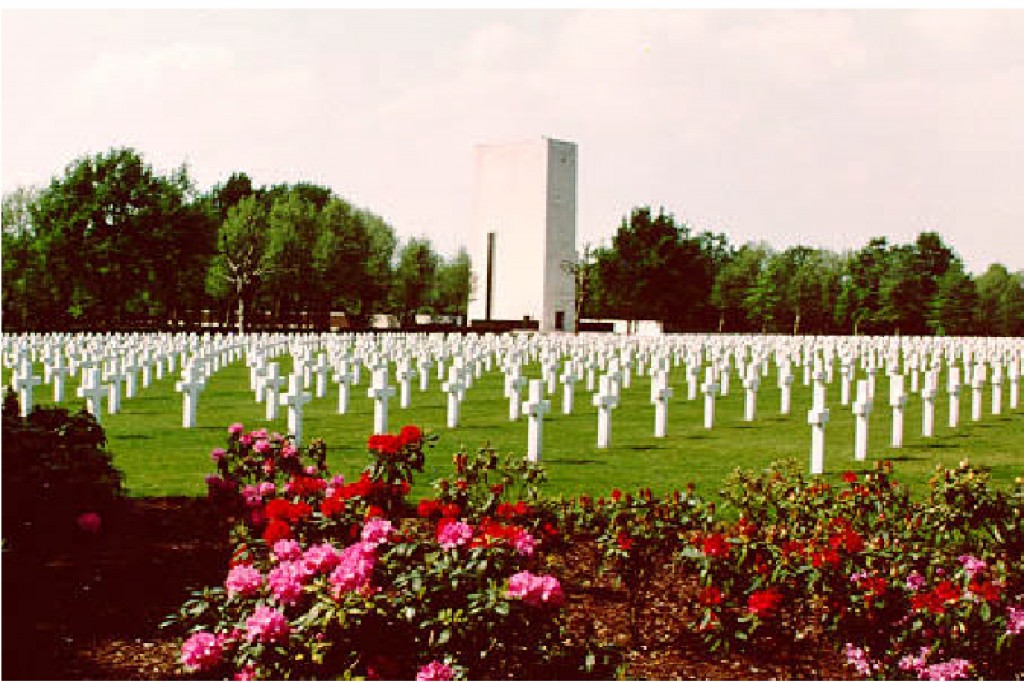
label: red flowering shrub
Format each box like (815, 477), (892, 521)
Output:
(170, 425), (581, 680)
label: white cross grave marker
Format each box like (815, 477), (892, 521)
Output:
(524, 379), (551, 462)
(593, 374), (619, 449)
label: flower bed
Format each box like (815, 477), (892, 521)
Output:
(169, 425), (1024, 680)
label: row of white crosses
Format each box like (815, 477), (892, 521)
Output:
(3, 331), (1022, 472)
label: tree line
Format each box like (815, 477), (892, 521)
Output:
(2, 148), (470, 331)
(579, 207), (1024, 336)
(3, 149), (1021, 336)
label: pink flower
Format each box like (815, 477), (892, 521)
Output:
(239, 434), (253, 446)
(303, 542), (342, 573)
(253, 439), (270, 454)
(416, 660), (455, 681)
(241, 485), (263, 507)
(245, 605), (289, 644)
(898, 647), (930, 674)
(272, 539), (302, 562)
(906, 571), (926, 592)
(76, 512), (101, 533)
(234, 665), (256, 681)
(267, 560), (311, 605)
(361, 518), (394, 546)
(1008, 607), (1024, 636)
(210, 447), (227, 462)
(181, 631), (222, 671)
(924, 658), (971, 681)
(228, 423), (244, 434)
(329, 542), (376, 596)
(506, 571), (564, 607)
(844, 643), (875, 677)
(250, 428), (268, 439)
(225, 564), (263, 599)
(281, 445), (297, 459)
(512, 528), (537, 556)
(957, 555), (987, 579)
(258, 481), (276, 497)
(437, 519), (473, 550)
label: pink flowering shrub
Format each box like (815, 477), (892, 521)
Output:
(169, 426), (574, 680)
(224, 564), (262, 599)
(180, 631), (223, 671)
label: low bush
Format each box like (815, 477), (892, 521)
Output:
(171, 424), (1023, 680)
(1, 388), (124, 550)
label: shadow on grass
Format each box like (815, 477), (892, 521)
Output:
(548, 458), (601, 465)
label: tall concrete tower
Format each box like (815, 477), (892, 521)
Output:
(468, 137), (577, 332)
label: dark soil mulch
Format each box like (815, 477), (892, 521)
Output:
(2, 498), (849, 680)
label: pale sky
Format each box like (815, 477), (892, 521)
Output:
(3, 9), (1023, 273)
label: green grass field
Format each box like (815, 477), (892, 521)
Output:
(4, 356), (1022, 500)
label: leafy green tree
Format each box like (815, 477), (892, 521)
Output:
(836, 237), (891, 335)
(434, 249), (472, 322)
(975, 264), (1024, 336)
(2, 186), (42, 328)
(28, 148), (199, 325)
(356, 212), (397, 322)
(711, 244), (771, 332)
(262, 191), (321, 318)
(392, 238), (441, 324)
(206, 196), (269, 332)
(594, 207), (719, 331)
(559, 245), (596, 334)
(927, 262), (978, 335)
(315, 197), (373, 316)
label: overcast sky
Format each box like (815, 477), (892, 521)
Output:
(3, 9), (1023, 273)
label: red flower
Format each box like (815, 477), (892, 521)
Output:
(934, 580), (961, 602)
(496, 503), (515, 519)
(968, 580), (1002, 603)
(736, 517), (758, 537)
(288, 475), (326, 497)
(321, 494), (346, 517)
(911, 591), (946, 615)
(418, 499), (440, 518)
(289, 501), (313, 522)
(611, 489), (623, 503)
(542, 522), (560, 537)
(829, 529), (864, 554)
(862, 576), (888, 597)
(263, 519), (291, 545)
(441, 503), (461, 518)
(398, 425), (422, 446)
(747, 588), (783, 618)
(812, 549), (840, 568)
(842, 471), (857, 484)
(698, 585), (723, 606)
(490, 483), (504, 495)
(702, 533), (731, 559)
(514, 500), (531, 516)
(264, 498), (292, 520)
(781, 540), (805, 556)
(616, 531), (634, 551)
(367, 434), (401, 455)
(365, 505), (385, 519)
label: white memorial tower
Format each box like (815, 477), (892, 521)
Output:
(468, 137), (577, 332)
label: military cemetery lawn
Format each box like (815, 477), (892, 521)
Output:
(5, 356), (1020, 502)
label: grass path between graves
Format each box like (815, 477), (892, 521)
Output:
(4, 359), (1022, 501)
